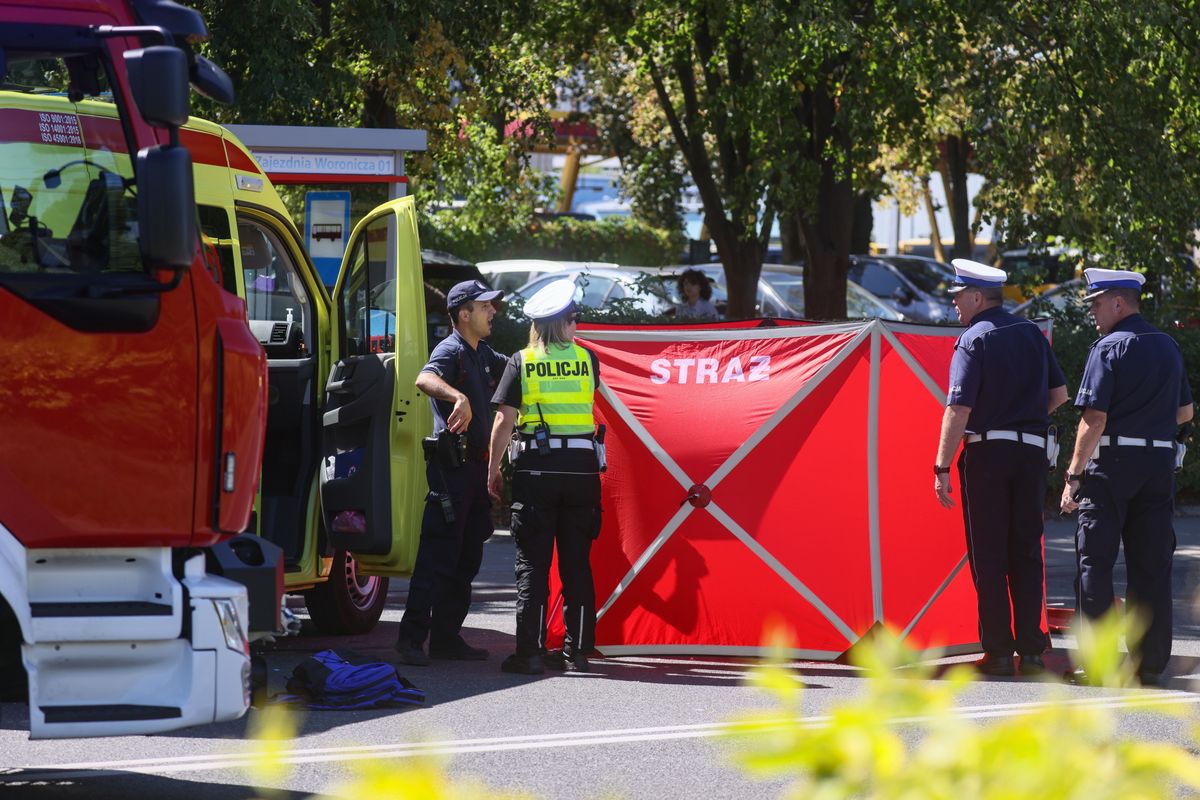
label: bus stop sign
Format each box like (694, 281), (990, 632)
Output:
(304, 191), (351, 286)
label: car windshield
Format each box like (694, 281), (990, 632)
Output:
(886, 258), (954, 295)
(759, 271), (805, 310)
(847, 282), (902, 320)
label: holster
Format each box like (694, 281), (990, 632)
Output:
(422, 430), (465, 470)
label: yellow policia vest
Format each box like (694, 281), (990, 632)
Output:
(518, 343), (596, 435)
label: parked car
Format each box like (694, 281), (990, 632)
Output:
(477, 259), (615, 294)
(847, 254), (956, 322)
(759, 264), (907, 321)
(1012, 279), (1086, 318)
(635, 264), (791, 319)
(642, 264), (905, 321)
(512, 265), (675, 316)
(998, 247), (1084, 303)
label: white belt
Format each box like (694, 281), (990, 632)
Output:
(1098, 435), (1174, 449)
(965, 430), (1046, 448)
(519, 438), (595, 452)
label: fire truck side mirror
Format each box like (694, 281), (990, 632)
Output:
(123, 46), (190, 129)
(137, 145), (197, 270)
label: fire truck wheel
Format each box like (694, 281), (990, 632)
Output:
(302, 551), (389, 635)
(0, 603), (27, 701)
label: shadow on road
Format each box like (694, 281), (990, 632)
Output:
(0, 770), (308, 799)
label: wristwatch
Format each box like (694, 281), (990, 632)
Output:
(933, 465), (951, 476)
(1066, 472), (1083, 482)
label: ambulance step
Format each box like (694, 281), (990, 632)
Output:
(31, 601), (173, 617)
(40, 704), (182, 724)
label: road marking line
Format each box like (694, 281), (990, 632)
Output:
(7, 692), (1198, 781)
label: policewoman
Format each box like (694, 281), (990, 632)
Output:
(395, 280), (508, 666)
(1060, 268), (1193, 686)
(488, 279), (603, 675)
(933, 259), (1068, 677)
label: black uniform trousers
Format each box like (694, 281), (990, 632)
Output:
(1075, 447), (1176, 674)
(397, 460), (493, 649)
(958, 440), (1050, 657)
(510, 450), (601, 657)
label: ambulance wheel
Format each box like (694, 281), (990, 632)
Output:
(303, 551), (389, 635)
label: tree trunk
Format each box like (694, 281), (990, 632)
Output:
(362, 83), (396, 129)
(850, 192), (873, 254)
(710, 224), (763, 319)
(780, 213), (804, 264)
(800, 175), (853, 320)
(922, 176), (946, 263)
(943, 134), (972, 260)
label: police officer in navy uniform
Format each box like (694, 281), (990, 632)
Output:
(487, 279), (603, 675)
(933, 259), (1069, 677)
(1060, 268), (1193, 687)
(395, 280), (508, 666)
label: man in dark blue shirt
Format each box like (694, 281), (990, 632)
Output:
(934, 259), (1068, 677)
(1060, 268), (1193, 686)
(395, 280), (509, 666)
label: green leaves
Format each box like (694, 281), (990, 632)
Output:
(728, 618), (1200, 800)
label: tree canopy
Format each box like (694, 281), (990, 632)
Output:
(192, 0), (1200, 318)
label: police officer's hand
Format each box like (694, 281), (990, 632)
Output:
(488, 466), (504, 503)
(935, 473), (954, 509)
(447, 392), (472, 434)
(1060, 479), (1080, 515)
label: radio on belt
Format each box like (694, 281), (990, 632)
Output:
(533, 402), (552, 456)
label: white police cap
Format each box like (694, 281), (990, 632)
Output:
(949, 258), (1008, 294)
(1082, 267), (1146, 302)
(524, 278), (577, 320)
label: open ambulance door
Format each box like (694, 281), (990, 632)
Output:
(319, 197), (429, 577)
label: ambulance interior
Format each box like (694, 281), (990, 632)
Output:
(236, 219), (319, 565)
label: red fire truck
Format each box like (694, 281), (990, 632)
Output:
(0, 0), (275, 737)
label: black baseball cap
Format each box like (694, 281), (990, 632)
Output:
(446, 280), (503, 311)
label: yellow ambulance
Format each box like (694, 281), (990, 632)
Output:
(184, 115), (431, 633)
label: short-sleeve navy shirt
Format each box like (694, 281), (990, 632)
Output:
(1074, 314), (1192, 440)
(947, 306), (1066, 434)
(421, 330), (509, 449)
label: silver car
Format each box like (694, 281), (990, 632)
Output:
(512, 266), (675, 316)
(645, 264), (905, 321)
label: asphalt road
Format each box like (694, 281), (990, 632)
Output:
(2, 515), (1199, 799)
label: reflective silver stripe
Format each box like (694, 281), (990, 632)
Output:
(965, 430), (1046, 448)
(1099, 435), (1174, 448)
(867, 325), (883, 622)
(518, 439), (595, 451)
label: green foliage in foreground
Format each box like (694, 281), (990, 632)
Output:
(728, 615), (1200, 800)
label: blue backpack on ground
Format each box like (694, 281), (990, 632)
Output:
(280, 649), (425, 710)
